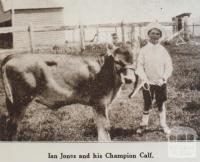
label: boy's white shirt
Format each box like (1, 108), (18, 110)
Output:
(136, 42), (173, 85)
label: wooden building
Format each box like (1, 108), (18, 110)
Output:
(172, 13), (191, 41)
(172, 13), (191, 32)
(0, 0), (65, 49)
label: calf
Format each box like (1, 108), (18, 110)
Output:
(1, 47), (138, 141)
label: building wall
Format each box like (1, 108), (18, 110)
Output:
(13, 8), (65, 49)
(0, 2), (12, 49)
(0, 1), (11, 23)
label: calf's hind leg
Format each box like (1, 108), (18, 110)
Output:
(6, 97), (31, 141)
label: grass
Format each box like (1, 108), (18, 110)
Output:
(0, 43), (200, 141)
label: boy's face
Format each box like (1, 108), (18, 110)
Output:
(112, 36), (118, 43)
(148, 28), (162, 42)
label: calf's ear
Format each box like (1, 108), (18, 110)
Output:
(106, 44), (118, 57)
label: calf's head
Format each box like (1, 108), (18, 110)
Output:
(109, 46), (136, 84)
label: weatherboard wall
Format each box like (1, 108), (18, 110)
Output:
(13, 8), (65, 49)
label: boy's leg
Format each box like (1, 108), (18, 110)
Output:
(137, 110), (150, 134)
(137, 86), (153, 134)
(159, 102), (171, 134)
(140, 111), (149, 126)
(155, 84), (171, 134)
(140, 86), (153, 126)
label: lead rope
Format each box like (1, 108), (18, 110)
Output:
(143, 82), (151, 97)
(129, 80), (151, 98)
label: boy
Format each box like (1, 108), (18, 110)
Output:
(136, 22), (173, 134)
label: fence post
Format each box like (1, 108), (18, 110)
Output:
(121, 21), (125, 45)
(72, 30), (75, 43)
(139, 25), (142, 39)
(96, 27), (99, 43)
(79, 24), (85, 52)
(83, 28), (86, 42)
(28, 23), (35, 53)
(183, 16), (190, 41)
(115, 26), (117, 33)
(192, 23), (195, 38)
(130, 25), (135, 48)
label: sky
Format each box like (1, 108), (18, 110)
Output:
(63, 0), (200, 25)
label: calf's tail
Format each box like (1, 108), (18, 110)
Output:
(1, 55), (14, 104)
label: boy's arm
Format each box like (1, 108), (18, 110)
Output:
(163, 51), (173, 81)
(135, 50), (148, 81)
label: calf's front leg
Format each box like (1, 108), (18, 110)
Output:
(93, 106), (111, 141)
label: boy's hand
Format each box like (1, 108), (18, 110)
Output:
(157, 78), (166, 86)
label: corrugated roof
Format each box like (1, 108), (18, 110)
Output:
(1, 0), (64, 12)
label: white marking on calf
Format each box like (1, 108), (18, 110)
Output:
(93, 109), (111, 141)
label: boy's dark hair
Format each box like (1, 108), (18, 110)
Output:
(147, 28), (162, 37)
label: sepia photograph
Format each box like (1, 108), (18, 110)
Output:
(0, 0), (200, 144)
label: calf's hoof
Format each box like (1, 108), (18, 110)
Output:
(160, 126), (171, 135)
(6, 121), (18, 141)
(136, 126), (148, 135)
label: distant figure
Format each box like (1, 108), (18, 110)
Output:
(111, 33), (120, 47)
(125, 41), (132, 48)
(138, 36), (148, 48)
(136, 22), (173, 135)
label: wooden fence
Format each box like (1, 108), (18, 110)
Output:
(2, 22), (171, 51)
(3, 21), (200, 54)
